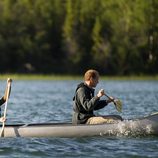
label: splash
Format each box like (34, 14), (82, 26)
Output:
(99, 119), (154, 137)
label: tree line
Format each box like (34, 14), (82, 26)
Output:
(0, 0), (157, 75)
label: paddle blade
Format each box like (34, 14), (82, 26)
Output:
(114, 99), (122, 112)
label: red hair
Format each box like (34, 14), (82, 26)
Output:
(84, 69), (99, 81)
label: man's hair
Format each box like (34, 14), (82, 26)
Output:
(84, 69), (99, 81)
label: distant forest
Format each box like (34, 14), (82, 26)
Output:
(0, 0), (157, 75)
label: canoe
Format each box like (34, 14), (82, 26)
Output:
(0, 112), (158, 138)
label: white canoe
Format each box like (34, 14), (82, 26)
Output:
(1, 113), (158, 138)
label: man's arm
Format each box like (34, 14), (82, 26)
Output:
(77, 88), (99, 111)
(0, 97), (5, 106)
(0, 78), (12, 106)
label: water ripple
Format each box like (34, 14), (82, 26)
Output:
(0, 80), (158, 157)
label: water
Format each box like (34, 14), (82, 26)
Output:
(0, 80), (158, 158)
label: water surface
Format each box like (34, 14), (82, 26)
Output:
(0, 80), (158, 157)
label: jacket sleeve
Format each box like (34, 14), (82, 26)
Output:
(76, 88), (99, 111)
(0, 97), (5, 106)
(94, 100), (108, 110)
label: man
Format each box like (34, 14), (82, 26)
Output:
(72, 69), (122, 124)
(0, 78), (12, 122)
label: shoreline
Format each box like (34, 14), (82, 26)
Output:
(0, 74), (158, 81)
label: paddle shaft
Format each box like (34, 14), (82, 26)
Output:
(104, 93), (115, 104)
(0, 80), (12, 137)
(104, 93), (122, 112)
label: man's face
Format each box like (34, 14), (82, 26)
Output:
(90, 77), (99, 88)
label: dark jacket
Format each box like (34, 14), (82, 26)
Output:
(0, 97), (5, 106)
(0, 97), (5, 117)
(72, 82), (108, 124)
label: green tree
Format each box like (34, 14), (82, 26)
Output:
(146, 0), (158, 74)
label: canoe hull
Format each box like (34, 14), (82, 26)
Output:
(1, 113), (158, 137)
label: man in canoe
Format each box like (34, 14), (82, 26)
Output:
(0, 78), (12, 122)
(72, 69), (122, 124)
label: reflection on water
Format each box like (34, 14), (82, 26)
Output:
(0, 80), (158, 157)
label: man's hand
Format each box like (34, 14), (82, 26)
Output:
(0, 117), (6, 123)
(97, 89), (105, 98)
(7, 78), (12, 83)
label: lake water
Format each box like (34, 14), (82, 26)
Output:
(0, 80), (158, 158)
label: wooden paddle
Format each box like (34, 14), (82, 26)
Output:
(0, 78), (12, 137)
(104, 93), (122, 112)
